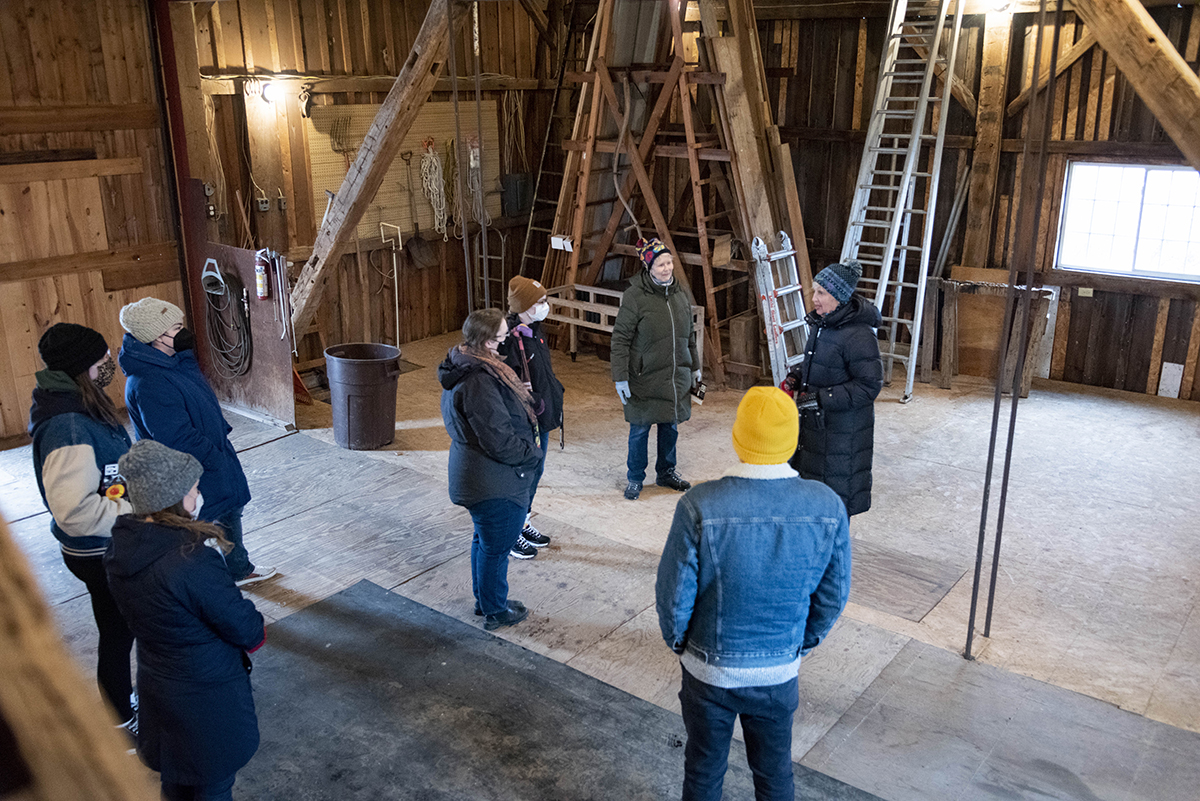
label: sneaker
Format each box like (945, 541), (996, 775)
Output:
(624, 480), (642, 500)
(510, 536), (538, 560)
(484, 602), (530, 631)
(656, 470), (691, 492)
(235, 566), (278, 587)
(116, 714), (138, 755)
(521, 520), (550, 548)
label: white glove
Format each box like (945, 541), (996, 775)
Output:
(692, 369), (702, 383)
(615, 381), (631, 405)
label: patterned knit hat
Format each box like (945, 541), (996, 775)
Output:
(635, 237), (669, 270)
(119, 439), (204, 515)
(508, 276), (547, 314)
(37, 323), (110, 378)
(731, 387), (799, 465)
(119, 297), (186, 344)
(813, 260), (863, 305)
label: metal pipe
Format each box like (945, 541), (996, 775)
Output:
(447, 0), (475, 312)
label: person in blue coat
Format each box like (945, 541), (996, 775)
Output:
(118, 297), (274, 586)
(105, 439), (265, 801)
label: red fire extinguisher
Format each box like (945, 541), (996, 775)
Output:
(254, 248), (270, 300)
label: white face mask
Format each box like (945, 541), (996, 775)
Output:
(191, 492), (204, 521)
(528, 301), (550, 322)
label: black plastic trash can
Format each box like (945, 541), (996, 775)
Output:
(324, 343), (401, 450)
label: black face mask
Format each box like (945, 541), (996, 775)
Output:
(171, 327), (196, 353)
(94, 356), (117, 389)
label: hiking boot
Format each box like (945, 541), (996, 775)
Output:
(510, 536), (538, 560)
(475, 599), (525, 617)
(656, 470), (691, 492)
(484, 602), (530, 631)
(624, 480), (642, 500)
(236, 566), (278, 587)
(521, 519), (550, 548)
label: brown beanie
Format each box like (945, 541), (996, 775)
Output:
(508, 276), (547, 315)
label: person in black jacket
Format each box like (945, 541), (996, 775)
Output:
(105, 439), (265, 801)
(500, 276), (564, 560)
(783, 260), (884, 516)
(438, 308), (543, 631)
(29, 324), (137, 736)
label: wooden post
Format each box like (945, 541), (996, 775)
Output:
(1071, 0), (1200, 170)
(290, 0), (456, 333)
(940, 280), (958, 389)
(961, 11), (1012, 269)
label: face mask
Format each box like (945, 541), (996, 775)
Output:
(171, 327), (196, 353)
(94, 356), (117, 389)
(528, 302), (550, 323)
(190, 491), (204, 521)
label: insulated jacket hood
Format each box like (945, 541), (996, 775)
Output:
(437, 346), (481, 391)
(106, 515), (192, 578)
(28, 370), (87, 433)
(118, 332), (188, 376)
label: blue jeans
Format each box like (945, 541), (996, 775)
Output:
(213, 506), (253, 580)
(467, 498), (527, 616)
(678, 669), (799, 801)
(627, 422), (678, 484)
(528, 428), (550, 514)
(161, 773), (236, 801)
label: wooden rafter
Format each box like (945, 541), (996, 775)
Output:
(1070, 0), (1200, 170)
(1006, 30), (1097, 118)
(902, 26), (978, 118)
(290, 0), (456, 332)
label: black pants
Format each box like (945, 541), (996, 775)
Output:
(62, 552), (135, 722)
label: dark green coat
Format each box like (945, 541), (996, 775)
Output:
(610, 270), (700, 426)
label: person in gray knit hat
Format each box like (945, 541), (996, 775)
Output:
(105, 440), (265, 800)
(118, 297), (274, 587)
(780, 259), (883, 518)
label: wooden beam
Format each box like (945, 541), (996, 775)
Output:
(593, 59), (682, 281)
(1006, 31), (1097, 118)
(290, 0), (456, 333)
(960, 11), (1012, 269)
(517, 0), (549, 42)
(1071, 0), (1200, 170)
(1033, 269), (1200, 302)
(582, 56), (685, 285)
(903, 26), (978, 118)
(0, 104), (160, 135)
(0, 242), (179, 284)
(0, 158), (142, 184)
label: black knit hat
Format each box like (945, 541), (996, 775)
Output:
(813, 260), (864, 305)
(37, 323), (110, 378)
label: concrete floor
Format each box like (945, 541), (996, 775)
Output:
(4, 328), (1200, 799)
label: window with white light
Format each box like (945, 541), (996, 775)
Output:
(1056, 162), (1200, 282)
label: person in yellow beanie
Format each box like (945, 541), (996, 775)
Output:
(655, 386), (851, 801)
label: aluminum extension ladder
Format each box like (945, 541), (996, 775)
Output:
(841, 0), (963, 402)
(752, 232), (808, 387)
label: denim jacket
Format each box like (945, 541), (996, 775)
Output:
(655, 463), (851, 669)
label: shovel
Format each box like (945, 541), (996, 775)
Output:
(401, 151), (438, 269)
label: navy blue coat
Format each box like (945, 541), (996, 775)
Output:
(789, 295), (884, 516)
(118, 334), (251, 520)
(105, 517), (264, 785)
(438, 347), (542, 509)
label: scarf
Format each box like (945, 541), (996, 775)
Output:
(458, 345), (540, 431)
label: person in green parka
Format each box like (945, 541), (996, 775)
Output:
(610, 238), (701, 501)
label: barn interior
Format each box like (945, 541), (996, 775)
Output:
(2, 1), (1199, 799)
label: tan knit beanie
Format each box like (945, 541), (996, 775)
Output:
(120, 298), (185, 344)
(508, 276), (547, 315)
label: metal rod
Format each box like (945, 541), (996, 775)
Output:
(473, 0), (491, 308)
(448, 0), (475, 312)
(983, 0), (1064, 638)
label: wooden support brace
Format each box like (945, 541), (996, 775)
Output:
(1071, 0), (1200, 170)
(290, 0), (455, 333)
(902, 27), (979, 118)
(1006, 31), (1097, 118)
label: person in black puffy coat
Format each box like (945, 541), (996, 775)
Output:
(783, 260), (883, 516)
(105, 439), (265, 801)
(438, 308), (543, 632)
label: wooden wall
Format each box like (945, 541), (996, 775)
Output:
(171, 0), (548, 360)
(760, 4), (1200, 402)
(0, 0), (183, 441)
